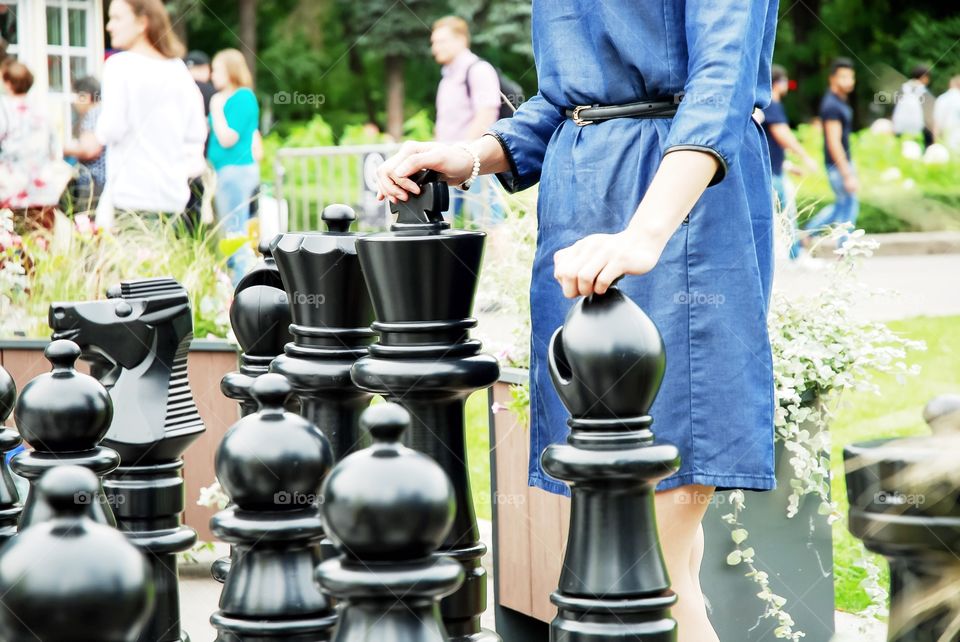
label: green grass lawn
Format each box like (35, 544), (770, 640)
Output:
(827, 315), (959, 613)
(463, 315), (960, 617)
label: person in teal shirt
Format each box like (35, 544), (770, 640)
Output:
(209, 48), (259, 284)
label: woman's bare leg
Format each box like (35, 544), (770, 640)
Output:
(655, 484), (719, 642)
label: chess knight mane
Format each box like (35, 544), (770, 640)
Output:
(48, 277), (205, 463)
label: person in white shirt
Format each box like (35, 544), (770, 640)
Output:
(95, 0), (206, 226)
(934, 75), (960, 153)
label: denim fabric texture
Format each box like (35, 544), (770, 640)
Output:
(215, 162), (260, 285)
(489, 0), (779, 495)
(803, 165), (860, 247)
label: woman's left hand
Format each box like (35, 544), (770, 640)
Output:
(553, 229), (666, 298)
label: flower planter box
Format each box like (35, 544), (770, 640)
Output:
(488, 368), (835, 641)
(0, 338), (239, 543)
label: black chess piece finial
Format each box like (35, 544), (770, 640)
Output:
(317, 403), (464, 642)
(845, 394), (960, 642)
(0, 465), (153, 641)
(12, 340), (120, 527)
(541, 288), (680, 641)
(210, 373), (337, 641)
(352, 174), (499, 641)
(0, 364), (20, 542)
(222, 244), (294, 417)
(270, 204), (376, 463)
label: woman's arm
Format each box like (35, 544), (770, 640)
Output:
(555, 0), (777, 297)
(376, 92), (565, 201)
(377, 134), (507, 203)
(94, 58), (128, 146)
(209, 92), (240, 148)
(554, 150), (717, 298)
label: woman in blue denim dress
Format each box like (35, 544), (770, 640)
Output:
(377, 2), (779, 639)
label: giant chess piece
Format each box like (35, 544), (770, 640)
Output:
(317, 403), (464, 642)
(541, 288), (680, 641)
(210, 373), (337, 641)
(0, 364), (21, 542)
(49, 278), (203, 642)
(12, 340), (120, 527)
(215, 243), (294, 584)
(222, 240), (294, 417)
(844, 394), (960, 642)
(351, 172), (499, 641)
(271, 204), (375, 462)
(0, 466), (154, 642)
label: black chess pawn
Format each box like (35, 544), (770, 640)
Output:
(317, 403), (464, 642)
(270, 204), (376, 463)
(0, 364), (21, 542)
(222, 241), (294, 417)
(11, 340), (120, 527)
(210, 373), (337, 641)
(351, 173), (499, 641)
(0, 465), (153, 642)
(845, 395), (960, 642)
(541, 288), (680, 641)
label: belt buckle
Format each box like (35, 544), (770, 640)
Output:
(572, 105), (594, 126)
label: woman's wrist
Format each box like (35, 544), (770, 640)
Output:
(625, 204), (685, 247)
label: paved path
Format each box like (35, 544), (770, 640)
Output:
(180, 525), (888, 640)
(774, 253), (960, 322)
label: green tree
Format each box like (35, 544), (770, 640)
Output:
(338, 0), (447, 138)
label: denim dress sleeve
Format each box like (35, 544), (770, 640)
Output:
(487, 93), (566, 193)
(662, 0), (774, 185)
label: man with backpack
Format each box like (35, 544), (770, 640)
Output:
(431, 15), (514, 225)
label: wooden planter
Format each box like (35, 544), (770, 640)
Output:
(0, 338), (239, 542)
(488, 368), (835, 641)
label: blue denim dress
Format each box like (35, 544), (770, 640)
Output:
(489, 0), (779, 494)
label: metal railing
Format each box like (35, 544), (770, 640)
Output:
(273, 144), (400, 232)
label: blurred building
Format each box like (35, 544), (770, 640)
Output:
(1, 1), (106, 140)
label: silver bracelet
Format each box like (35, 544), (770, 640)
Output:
(454, 142), (481, 190)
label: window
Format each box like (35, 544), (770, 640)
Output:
(45, 0), (96, 96)
(0, 0), (18, 58)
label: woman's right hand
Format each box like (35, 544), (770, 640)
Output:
(376, 141), (474, 203)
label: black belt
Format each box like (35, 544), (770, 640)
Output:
(565, 97), (680, 126)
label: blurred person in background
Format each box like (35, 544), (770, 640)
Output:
(183, 50), (216, 233)
(208, 47), (259, 285)
(934, 75), (960, 153)
(761, 65), (819, 261)
(0, 61), (68, 228)
(803, 58), (858, 247)
(892, 64), (936, 149)
(431, 15), (503, 227)
(63, 76), (106, 209)
(95, 0), (206, 226)
(185, 50), (215, 114)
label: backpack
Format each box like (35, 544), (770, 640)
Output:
(465, 59), (525, 119)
